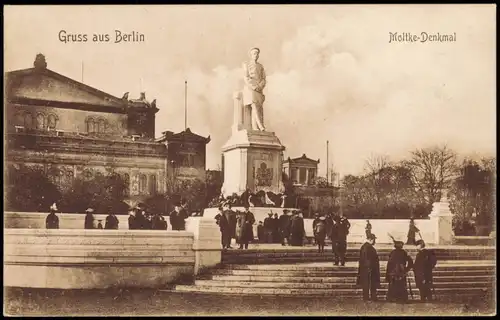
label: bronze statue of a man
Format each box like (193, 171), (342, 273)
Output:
(242, 47), (267, 131)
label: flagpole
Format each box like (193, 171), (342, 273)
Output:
(184, 80), (188, 130)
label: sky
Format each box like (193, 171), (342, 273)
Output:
(4, 5), (496, 177)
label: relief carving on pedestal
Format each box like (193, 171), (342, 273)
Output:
(255, 162), (273, 187)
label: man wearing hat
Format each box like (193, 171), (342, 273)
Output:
(413, 239), (437, 301)
(263, 212), (274, 243)
(278, 209), (291, 246)
(128, 207), (138, 230)
(235, 205), (256, 249)
(105, 210), (119, 230)
(84, 208), (95, 229)
(357, 233), (380, 301)
(45, 203), (60, 229)
(386, 234), (414, 303)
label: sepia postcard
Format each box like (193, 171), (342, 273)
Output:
(3, 4), (496, 317)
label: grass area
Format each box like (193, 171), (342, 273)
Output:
(4, 287), (495, 316)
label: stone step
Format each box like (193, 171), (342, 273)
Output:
(208, 275), (495, 283)
(210, 268), (494, 277)
(221, 248), (496, 264)
(193, 280), (493, 290)
(173, 285), (490, 298)
(221, 261), (495, 271)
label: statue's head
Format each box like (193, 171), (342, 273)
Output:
(248, 47), (260, 62)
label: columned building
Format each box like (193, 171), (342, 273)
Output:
(282, 154), (320, 186)
(5, 54), (210, 205)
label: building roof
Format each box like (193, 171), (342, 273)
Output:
(5, 54), (158, 114)
(283, 154), (320, 164)
(156, 128), (211, 144)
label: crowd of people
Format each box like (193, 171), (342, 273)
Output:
(215, 206), (313, 250)
(45, 202), (189, 231)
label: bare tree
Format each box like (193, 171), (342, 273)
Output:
(364, 154), (391, 212)
(404, 145), (458, 205)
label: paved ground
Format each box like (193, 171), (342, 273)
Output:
(4, 288), (495, 316)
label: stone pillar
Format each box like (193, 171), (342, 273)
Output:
(305, 169), (309, 185)
(185, 217), (221, 275)
(428, 193), (454, 245)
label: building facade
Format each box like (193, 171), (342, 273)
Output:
(5, 54), (210, 204)
(282, 154), (320, 186)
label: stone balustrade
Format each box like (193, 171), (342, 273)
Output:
(4, 229), (195, 289)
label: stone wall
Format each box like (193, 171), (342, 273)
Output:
(4, 229), (195, 289)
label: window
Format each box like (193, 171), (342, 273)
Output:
(47, 114), (58, 130)
(291, 168), (298, 184)
(308, 168), (316, 184)
(97, 118), (107, 133)
(36, 113), (46, 130)
(24, 112), (34, 129)
(148, 174), (157, 195)
(181, 153), (196, 167)
(86, 117), (96, 133)
(139, 174), (147, 194)
(122, 173), (130, 196)
(299, 168), (307, 185)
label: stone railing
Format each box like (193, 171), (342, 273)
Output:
(4, 229), (195, 289)
(4, 215), (224, 288)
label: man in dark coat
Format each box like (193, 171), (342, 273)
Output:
(289, 211), (305, 246)
(45, 203), (60, 229)
(215, 205), (234, 249)
(334, 213), (351, 266)
(357, 233), (380, 301)
(170, 204), (188, 231)
(235, 206), (256, 249)
(272, 213), (280, 243)
(84, 208), (95, 229)
(263, 212), (274, 243)
(128, 209), (139, 230)
(105, 211), (119, 230)
(278, 210), (291, 246)
(386, 238), (414, 303)
(257, 221), (265, 243)
(413, 239), (437, 301)
(365, 220), (372, 239)
(407, 218), (420, 245)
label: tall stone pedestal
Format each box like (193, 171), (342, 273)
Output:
(429, 193), (454, 245)
(221, 129), (285, 197)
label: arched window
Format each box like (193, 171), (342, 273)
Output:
(47, 114), (58, 130)
(139, 174), (147, 194)
(24, 112), (34, 129)
(97, 118), (107, 133)
(148, 174), (157, 195)
(86, 117), (95, 133)
(36, 113), (46, 130)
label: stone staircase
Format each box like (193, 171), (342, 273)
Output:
(221, 246), (496, 264)
(173, 261), (495, 300)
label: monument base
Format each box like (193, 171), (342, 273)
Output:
(221, 129), (285, 197)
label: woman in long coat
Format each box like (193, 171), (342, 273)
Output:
(235, 207), (255, 249)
